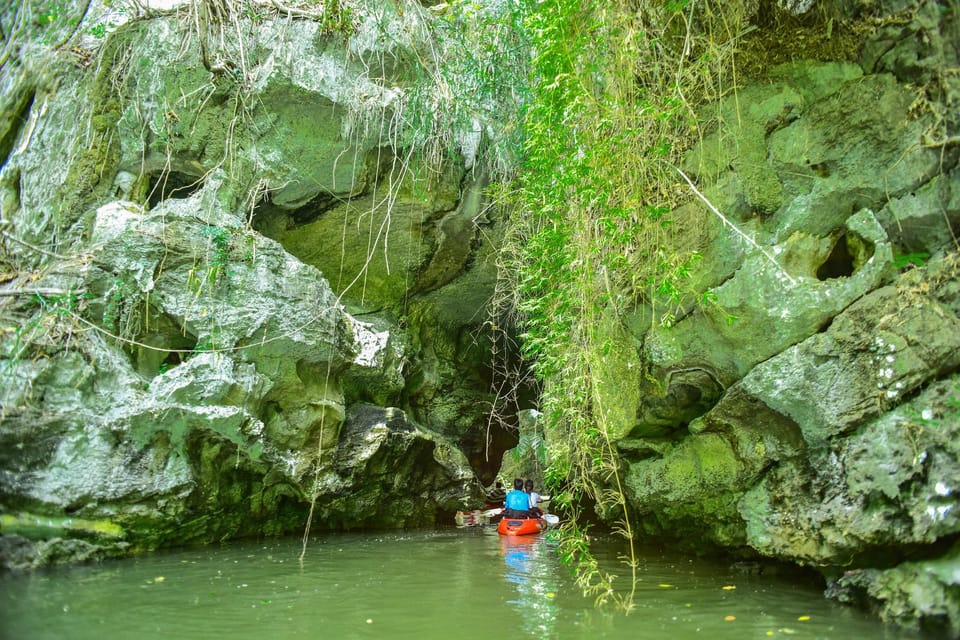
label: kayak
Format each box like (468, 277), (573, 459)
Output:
(497, 516), (546, 536)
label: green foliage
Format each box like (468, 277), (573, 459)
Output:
(188, 224), (250, 294)
(22, 0), (84, 46)
(102, 278), (126, 331)
(393, 0), (530, 180)
(316, 0), (355, 36)
(202, 224), (232, 277)
(501, 0), (644, 609)
(97, 275), (149, 345)
(494, 0), (743, 610)
(242, 1), (265, 22)
(511, 426), (547, 468)
(88, 21), (116, 39)
(0, 288), (95, 402)
(34, 290), (93, 318)
(892, 251), (930, 270)
(36, 2), (63, 26)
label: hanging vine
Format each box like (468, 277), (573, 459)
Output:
(500, 0), (745, 610)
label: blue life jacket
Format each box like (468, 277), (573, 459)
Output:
(505, 489), (529, 511)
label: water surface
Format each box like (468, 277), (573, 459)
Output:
(0, 530), (922, 639)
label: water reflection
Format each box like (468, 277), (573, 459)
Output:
(499, 534), (560, 638)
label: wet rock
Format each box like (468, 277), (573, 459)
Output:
(829, 543), (960, 636)
(311, 404), (480, 528)
(0, 535), (128, 570)
(0, 536), (39, 571)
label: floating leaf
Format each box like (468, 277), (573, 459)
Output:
(797, 615), (810, 621)
(721, 585), (736, 590)
(658, 583), (674, 588)
(724, 615), (736, 621)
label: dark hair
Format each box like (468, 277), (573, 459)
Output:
(524, 479), (534, 490)
(513, 478), (523, 490)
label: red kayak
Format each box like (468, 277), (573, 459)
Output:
(497, 517), (546, 536)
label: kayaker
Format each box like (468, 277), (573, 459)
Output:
(484, 480), (506, 509)
(503, 478), (531, 518)
(525, 479), (543, 518)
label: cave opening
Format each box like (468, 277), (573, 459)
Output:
(125, 313), (199, 378)
(250, 191), (342, 239)
(816, 234), (856, 280)
(147, 171), (205, 208)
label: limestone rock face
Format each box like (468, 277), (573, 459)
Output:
(0, 191), (442, 555)
(618, 0), (960, 631)
(0, 0), (516, 566)
(312, 404), (479, 528)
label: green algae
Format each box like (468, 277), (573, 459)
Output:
(625, 433), (744, 509)
(57, 34), (129, 226)
(1, 512), (124, 541)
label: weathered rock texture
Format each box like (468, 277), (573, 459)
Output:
(0, 0), (516, 567)
(615, 0), (960, 634)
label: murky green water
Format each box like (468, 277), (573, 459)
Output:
(0, 530), (923, 640)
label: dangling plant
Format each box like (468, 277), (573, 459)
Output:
(500, 0), (745, 611)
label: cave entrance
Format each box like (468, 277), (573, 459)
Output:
(817, 234), (856, 280)
(147, 170), (205, 208)
(125, 312), (199, 378)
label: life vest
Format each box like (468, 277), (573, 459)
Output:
(505, 489), (530, 511)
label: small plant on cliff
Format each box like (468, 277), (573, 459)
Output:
(188, 225), (233, 294)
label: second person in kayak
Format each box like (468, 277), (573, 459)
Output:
(525, 479), (543, 518)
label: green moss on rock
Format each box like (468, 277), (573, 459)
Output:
(0, 512), (124, 541)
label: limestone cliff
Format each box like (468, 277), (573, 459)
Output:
(0, 0), (520, 564)
(615, 1), (960, 633)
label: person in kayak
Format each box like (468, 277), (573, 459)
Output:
(484, 480), (506, 509)
(503, 478), (532, 518)
(524, 479), (543, 518)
